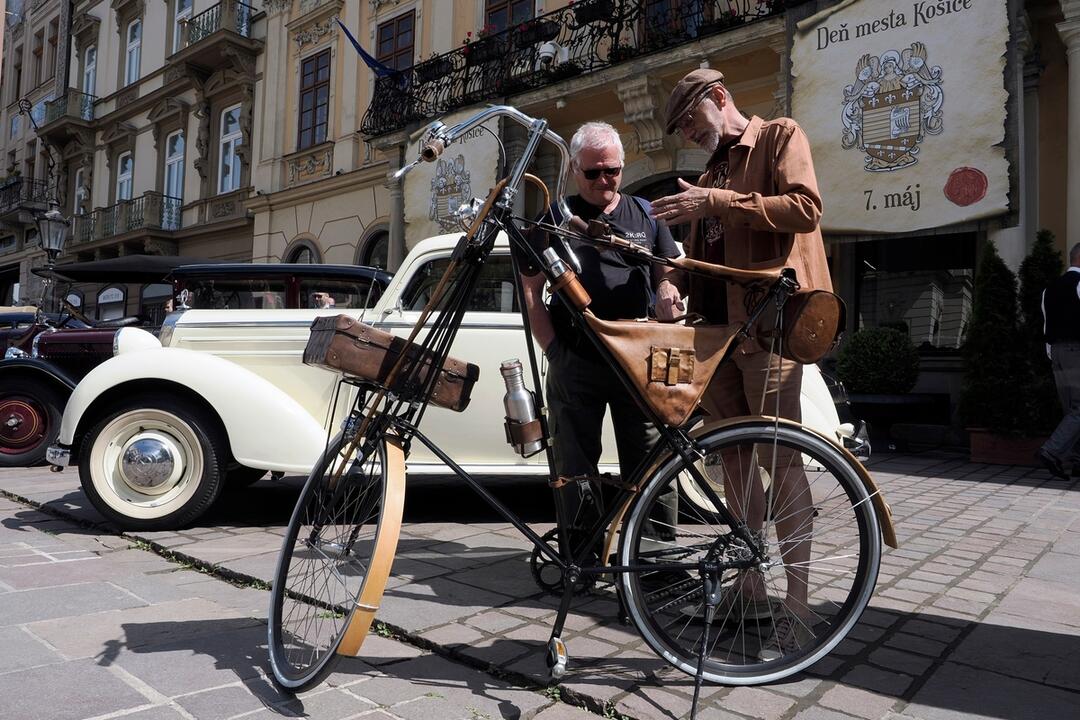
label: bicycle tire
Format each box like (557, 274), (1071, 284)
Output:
(619, 420), (881, 684)
(268, 429), (405, 692)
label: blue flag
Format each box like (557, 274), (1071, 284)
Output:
(335, 18), (403, 82)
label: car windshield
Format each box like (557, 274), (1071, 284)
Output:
(298, 278), (384, 309)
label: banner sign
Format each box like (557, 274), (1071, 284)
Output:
(791, 0), (1010, 233)
(404, 110), (501, 242)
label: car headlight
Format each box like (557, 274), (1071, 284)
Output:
(113, 327), (162, 355)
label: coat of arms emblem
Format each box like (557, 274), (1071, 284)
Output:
(842, 42), (944, 172)
(430, 155), (472, 231)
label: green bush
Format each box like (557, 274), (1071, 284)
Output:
(1018, 230), (1064, 434)
(836, 327), (920, 394)
(959, 240), (1028, 435)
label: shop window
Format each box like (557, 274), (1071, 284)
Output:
(854, 233), (977, 352)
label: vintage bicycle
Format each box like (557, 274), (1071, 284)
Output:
(266, 106), (897, 716)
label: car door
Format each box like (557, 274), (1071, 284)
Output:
(380, 246), (618, 475)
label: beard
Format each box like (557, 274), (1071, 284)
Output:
(699, 128), (721, 153)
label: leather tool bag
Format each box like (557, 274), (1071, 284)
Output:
(755, 290), (846, 364)
(582, 313), (743, 427)
(304, 315), (480, 412)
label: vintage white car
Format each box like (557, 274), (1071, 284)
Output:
(47, 234), (863, 530)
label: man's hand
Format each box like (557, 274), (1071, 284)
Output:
(654, 279), (685, 321)
(652, 179), (732, 226)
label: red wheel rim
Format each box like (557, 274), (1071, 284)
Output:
(0, 396), (48, 454)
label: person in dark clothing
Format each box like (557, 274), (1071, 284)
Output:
(519, 121), (682, 548)
(1037, 242), (1080, 480)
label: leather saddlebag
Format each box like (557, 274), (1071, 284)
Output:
(582, 313), (743, 427)
(755, 290), (845, 364)
(304, 315), (480, 412)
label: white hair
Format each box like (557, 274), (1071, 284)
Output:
(569, 122), (625, 167)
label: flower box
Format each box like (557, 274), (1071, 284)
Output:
(573, 0), (616, 26)
(515, 18), (560, 46)
(464, 36), (507, 66)
(414, 57), (454, 84)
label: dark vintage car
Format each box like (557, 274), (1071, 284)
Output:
(0, 258), (391, 467)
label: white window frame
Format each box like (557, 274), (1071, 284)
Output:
(164, 130), (184, 200)
(218, 104), (242, 194)
(73, 167), (87, 214)
(173, 0), (193, 54)
(83, 45), (96, 95)
(125, 19), (142, 86)
(116, 151), (133, 201)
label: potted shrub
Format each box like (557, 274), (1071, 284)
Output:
(960, 240), (1041, 464)
(415, 55), (454, 84)
(836, 326), (930, 449)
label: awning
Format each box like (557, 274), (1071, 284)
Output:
(34, 255), (223, 283)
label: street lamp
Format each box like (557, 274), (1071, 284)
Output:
(35, 202), (70, 313)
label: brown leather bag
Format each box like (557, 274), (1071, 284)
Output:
(304, 315), (480, 412)
(582, 313), (743, 427)
(755, 290), (845, 364)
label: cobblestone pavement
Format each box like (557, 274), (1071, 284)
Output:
(0, 451), (1078, 720)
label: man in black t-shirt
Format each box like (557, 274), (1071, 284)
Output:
(520, 122), (683, 534)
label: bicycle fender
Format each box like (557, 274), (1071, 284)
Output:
(690, 416), (898, 549)
(337, 433), (407, 656)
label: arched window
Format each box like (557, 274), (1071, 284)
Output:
(359, 229), (388, 269)
(97, 285), (127, 320)
(287, 242), (319, 264)
(125, 19), (142, 86)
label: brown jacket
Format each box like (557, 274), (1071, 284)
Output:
(683, 115), (832, 324)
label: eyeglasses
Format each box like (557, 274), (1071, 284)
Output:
(580, 166), (622, 180)
(675, 93), (710, 136)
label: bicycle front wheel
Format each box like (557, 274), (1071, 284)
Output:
(268, 429), (405, 692)
(619, 420), (881, 684)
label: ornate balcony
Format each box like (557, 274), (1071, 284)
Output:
(70, 193), (183, 249)
(171, 0), (262, 71)
(360, 0), (795, 137)
(38, 90), (97, 146)
(0, 177), (50, 226)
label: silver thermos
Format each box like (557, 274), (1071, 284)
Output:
(500, 358), (543, 456)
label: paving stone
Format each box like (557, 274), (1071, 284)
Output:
(173, 685), (269, 720)
(905, 662), (1080, 719)
(421, 622), (485, 647)
(0, 624), (64, 673)
(717, 686), (797, 719)
(0, 581), (147, 626)
(0, 659), (149, 720)
(378, 576), (513, 631)
(818, 685), (898, 719)
(531, 702), (604, 720)
(841, 665), (913, 696)
(882, 633), (949, 657)
(866, 648), (937, 676)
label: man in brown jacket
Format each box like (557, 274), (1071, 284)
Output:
(653, 68), (831, 659)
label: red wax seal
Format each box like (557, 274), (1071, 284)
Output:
(944, 167), (988, 207)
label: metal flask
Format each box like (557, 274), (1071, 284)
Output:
(500, 358), (543, 456)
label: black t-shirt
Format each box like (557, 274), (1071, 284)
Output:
(524, 193), (679, 346)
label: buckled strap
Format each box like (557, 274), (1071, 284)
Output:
(650, 346), (695, 386)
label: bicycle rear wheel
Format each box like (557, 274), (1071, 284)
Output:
(268, 428), (405, 692)
(619, 420), (880, 684)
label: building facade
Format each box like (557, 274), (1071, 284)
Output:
(1, 0), (264, 317)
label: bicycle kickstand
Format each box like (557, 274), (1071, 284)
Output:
(545, 565), (579, 682)
(689, 572), (722, 720)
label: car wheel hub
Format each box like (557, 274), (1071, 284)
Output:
(0, 398), (44, 450)
(119, 432), (184, 493)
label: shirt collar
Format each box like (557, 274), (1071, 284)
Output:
(735, 115), (763, 149)
(1068, 267), (1080, 273)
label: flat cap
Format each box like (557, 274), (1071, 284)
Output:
(665, 68), (725, 134)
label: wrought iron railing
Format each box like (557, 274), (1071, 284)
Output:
(360, 0), (796, 137)
(185, 0), (255, 45)
(43, 90), (97, 125)
(0, 177), (50, 214)
(70, 192), (183, 245)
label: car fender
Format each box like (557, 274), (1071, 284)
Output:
(0, 357), (79, 390)
(59, 347), (328, 473)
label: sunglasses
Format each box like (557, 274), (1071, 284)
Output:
(580, 166), (623, 180)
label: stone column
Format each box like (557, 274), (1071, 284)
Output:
(1059, 0), (1080, 244)
(769, 38), (790, 120)
(615, 75), (675, 175)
